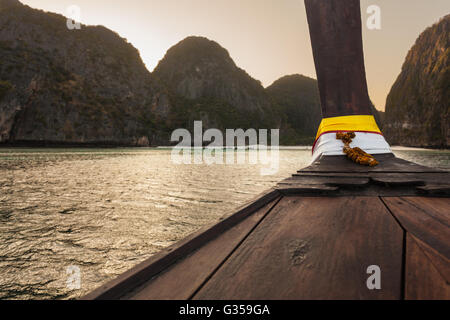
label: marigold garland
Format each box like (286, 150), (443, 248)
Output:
(336, 132), (379, 167)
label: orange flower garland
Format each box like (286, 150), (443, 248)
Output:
(336, 132), (379, 167)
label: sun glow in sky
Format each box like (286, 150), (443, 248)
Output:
(19, 0), (450, 111)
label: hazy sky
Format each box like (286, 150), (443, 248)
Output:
(20, 0), (450, 111)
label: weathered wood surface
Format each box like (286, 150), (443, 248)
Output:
(280, 176), (370, 186)
(305, 0), (373, 117)
(280, 155), (450, 196)
(301, 154), (443, 173)
(277, 184), (339, 196)
(411, 235), (450, 284)
(382, 197), (450, 259)
(405, 234), (450, 300)
(193, 197), (403, 300)
(370, 176), (425, 187)
(417, 185), (450, 196)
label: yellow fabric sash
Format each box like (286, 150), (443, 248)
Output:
(315, 115), (382, 140)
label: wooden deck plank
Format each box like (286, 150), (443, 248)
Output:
(285, 170), (450, 197)
(280, 176), (370, 186)
(370, 177), (425, 187)
(295, 172), (369, 177)
(123, 197), (281, 300)
(400, 197), (450, 227)
(411, 235), (450, 284)
(277, 184), (339, 195)
(382, 197), (450, 259)
(295, 173), (449, 188)
(405, 234), (450, 300)
(193, 197), (404, 300)
(417, 185), (450, 196)
(301, 154), (443, 173)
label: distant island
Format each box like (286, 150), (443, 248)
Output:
(0, 0), (448, 148)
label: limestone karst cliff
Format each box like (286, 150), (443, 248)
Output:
(384, 15), (449, 148)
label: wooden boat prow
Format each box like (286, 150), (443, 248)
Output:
(83, 154), (450, 300)
(84, 0), (449, 300)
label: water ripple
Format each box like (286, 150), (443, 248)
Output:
(0, 147), (448, 299)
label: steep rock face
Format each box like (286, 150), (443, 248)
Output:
(153, 36), (282, 134)
(266, 74), (321, 144)
(384, 15), (449, 148)
(0, 0), (170, 146)
(0, 1), (325, 146)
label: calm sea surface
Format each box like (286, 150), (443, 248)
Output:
(0, 147), (448, 299)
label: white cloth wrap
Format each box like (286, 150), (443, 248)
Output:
(312, 132), (392, 163)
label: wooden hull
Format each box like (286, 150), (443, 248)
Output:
(83, 155), (449, 300)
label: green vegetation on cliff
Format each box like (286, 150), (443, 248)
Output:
(153, 37), (281, 135)
(384, 15), (449, 148)
(0, 1), (323, 146)
(0, 80), (12, 101)
(0, 0), (169, 145)
(266, 75), (321, 145)
(154, 37), (320, 145)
